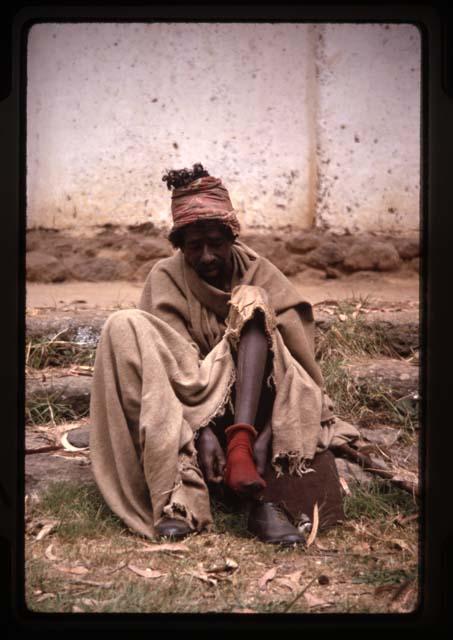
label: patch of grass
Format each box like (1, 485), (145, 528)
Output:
(26, 335), (96, 370)
(320, 356), (363, 421)
(372, 391), (418, 437)
(33, 481), (125, 539)
(316, 299), (396, 362)
(210, 496), (249, 538)
(344, 479), (418, 521)
(315, 297), (419, 433)
(25, 558), (69, 612)
(352, 566), (416, 587)
(25, 393), (86, 425)
(25, 505), (418, 614)
(254, 598), (300, 614)
(96, 573), (235, 614)
(319, 356), (418, 434)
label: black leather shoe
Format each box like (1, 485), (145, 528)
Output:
(155, 518), (192, 540)
(247, 501), (305, 545)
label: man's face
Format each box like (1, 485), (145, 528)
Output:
(181, 222), (233, 285)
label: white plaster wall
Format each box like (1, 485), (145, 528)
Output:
(27, 23), (317, 231)
(315, 23), (421, 234)
(27, 22), (421, 235)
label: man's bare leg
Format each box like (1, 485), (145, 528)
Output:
(234, 311), (269, 425)
(224, 312), (270, 493)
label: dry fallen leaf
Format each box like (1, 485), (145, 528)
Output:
(314, 540), (331, 551)
(375, 584), (399, 598)
(392, 469), (418, 484)
(186, 570), (218, 586)
(351, 542), (371, 554)
(339, 477), (351, 496)
(69, 579), (113, 589)
(68, 366), (94, 376)
(276, 578), (296, 592)
(57, 565), (89, 576)
(338, 313), (347, 322)
(391, 539), (415, 554)
(206, 558), (239, 574)
(80, 598), (99, 608)
(259, 567), (277, 591)
(36, 593), (55, 603)
(45, 543), (58, 561)
(232, 608), (256, 614)
(102, 560), (127, 575)
(280, 569), (303, 593)
(389, 580), (418, 613)
(395, 513), (418, 527)
(306, 503), (319, 547)
(35, 521), (59, 541)
(128, 563), (164, 579)
(72, 606), (84, 613)
(304, 592), (334, 609)
(225, 558), (239, 571)
(286, 569), (302, 582)
(138, 542), (190, 554)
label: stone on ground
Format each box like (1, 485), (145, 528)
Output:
(343, 240), (401, 272)
(342, 358), (419, 399)
(26, 374), (92, 416)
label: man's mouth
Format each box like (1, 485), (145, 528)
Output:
(199, 264), (220, 276)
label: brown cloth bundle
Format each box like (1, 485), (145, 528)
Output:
(170, 176), (241, 236)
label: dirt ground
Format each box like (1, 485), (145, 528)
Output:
(26, 269), (419, 312)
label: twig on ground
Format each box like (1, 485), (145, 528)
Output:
(282, 575), (320, 613)
(334, 443), (418, 497)
(25, 445), (63, 455)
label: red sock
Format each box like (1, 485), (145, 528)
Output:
(224, 423), (267, 493)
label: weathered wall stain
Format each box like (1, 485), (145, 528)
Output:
(314, 23), (420, 235)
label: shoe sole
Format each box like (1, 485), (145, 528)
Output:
(157, 533), (191, 541)
(155, 527), (192, 540)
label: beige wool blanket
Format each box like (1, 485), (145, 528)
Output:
(90, 241), (359, 538)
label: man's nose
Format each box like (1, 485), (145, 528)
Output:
(200, 245), (215, 264)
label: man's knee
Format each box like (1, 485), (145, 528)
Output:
(102, 308), (144, 339)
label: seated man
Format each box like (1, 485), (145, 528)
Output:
(89, 163), (360, 545)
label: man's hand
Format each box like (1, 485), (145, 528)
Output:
(196, 426), (226, 484)
(253, 421), (272, 476)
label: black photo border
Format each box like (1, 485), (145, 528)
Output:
(1, 1), (452, 634)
